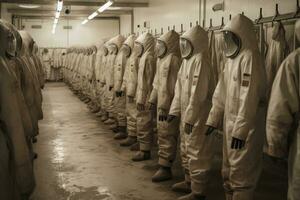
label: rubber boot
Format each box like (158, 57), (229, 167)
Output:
(172, 181), (192, 193)
(132, 151), (151, 162)
(178, 193), (206, 200)
(152, 166), (173, 182)
(120, 136), (137, 147)
(130, 142), (140, 151)
(114, 126), (127, 140)
(104, 118), (115, 125)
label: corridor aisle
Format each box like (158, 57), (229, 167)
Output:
(32, 83), (181, 200)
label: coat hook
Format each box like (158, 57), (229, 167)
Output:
(168, 26), (170, 31)
(161, 28), (163, 34)
(173, 25), (175, 30)
(209, 19), (213, 28)
(259, 8), (263, 19)
(294, 0), (300, 17)
(221, 17), (224, 26)
(229, 14), (232, 20)
(196, 21), (199, 26)
(272, 3), (279, 21)
(181, 24), (183, 33)
(190, 22), (192, 28)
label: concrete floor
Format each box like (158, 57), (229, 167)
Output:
(32, 82), (288, 200)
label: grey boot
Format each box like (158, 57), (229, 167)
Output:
(114, 127), (127, 140)
(172, 181), (192, 193)
(132, 151), (151, 162)
(120, 136), (137, 147)
(152, 166), (173, 182)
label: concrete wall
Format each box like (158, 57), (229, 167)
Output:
(120, 14), (132, 36)
(1, 3), (12, 23)
(132, 0), (200, 34)
(22, 18), (120, 48)
(130, 0), (298, 33)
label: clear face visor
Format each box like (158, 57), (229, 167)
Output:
(121, 44), (131, 58)
(102, 47), (108, 56)
(180, 38), (193, 59)
(156, 40), (167, 58)
(223, 31), (241, 59)
(133, 42), (144, 57)
(7, 32), (16, 57)
(108, 44), (118, 55)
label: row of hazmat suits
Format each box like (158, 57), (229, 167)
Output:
(41, 48), (66, 81)
(0, 20), (44, 199)
(63, 15), (300, 200)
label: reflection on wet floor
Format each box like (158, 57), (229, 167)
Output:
(32, 83), (288, 200)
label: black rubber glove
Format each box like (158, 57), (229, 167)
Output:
(205, 125), (216, 136)
(115, 91), (120, 97)
(158, 109), (168, 122)
(148, 102), (156, 111)
(109, 86), (113, 91)
(231, 137), (245, 149)
(137, 103), (145, 111)
(119, 91), (125, 97)
(128, 96), (134, 103)
(167, 115), (177, 123)
(184, 123), (193, 135)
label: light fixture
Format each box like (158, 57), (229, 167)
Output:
(55, 11), (60, 19)
(98, 0), (114, 13)
(82, 0), (114, 25)
(82, 19), (89, 25)
(88, 12), (98, 20)
(57, 0), (63, 12)
(52, 0), (63, 34)
(19, 4), (40, 9)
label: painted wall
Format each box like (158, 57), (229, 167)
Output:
(22, 18), (120, 48)
(1, 3), (12, 23)
(133, 0), (200, 34)
(205, 0), (298, 27)
(120, 14), (132, 36)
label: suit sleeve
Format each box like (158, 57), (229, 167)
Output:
(168, 64), (183, 117)
(148, 61), (159, 105)
(266, 55), (299, 158)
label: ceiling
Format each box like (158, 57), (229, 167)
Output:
(1, 0), (148, 18)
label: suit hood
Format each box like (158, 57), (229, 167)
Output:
(158, 30), (180, 57)
(135, 32), (155, 54)
(181, 25), (208, 55)
(223, 14), (259, 51)
(108, 35), (125, 51)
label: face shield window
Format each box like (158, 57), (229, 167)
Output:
(156, 40), (167, 58)
(121, 44), (131, 58)
(133, 42), (144, 57)
(223, 31), (241, 59)
(6, 32), (16, 57)
(108, 44), (118, 55)
(102, 47), (108, 56)
(180, 38), (193, 59)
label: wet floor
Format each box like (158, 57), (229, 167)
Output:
(32, 82), (288, 200)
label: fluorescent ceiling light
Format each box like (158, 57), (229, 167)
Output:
(19, 4), (40, 9)
(82, 19), (89, 25)
(55, 11), (60, 19)
(98, 0), (114, 13)
(57, 0), (63, 12)
(54, 18), (59, 24)
(88, 12), (98, 20)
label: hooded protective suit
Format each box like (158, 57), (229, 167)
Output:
(148, 30), (181, 167)
(265, 22), (289, 98)
(206, 14), (267, 200)
(0, 21), (35, 199)
(120, 35), (139, 139)
(266, 20), (300, 200)
(135, 33), (156, 152)
(105, 35), (125, 122)
(169, 25), (217, 196)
